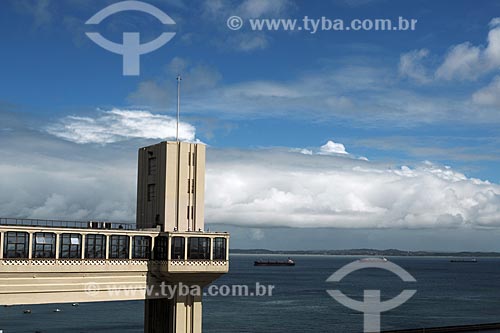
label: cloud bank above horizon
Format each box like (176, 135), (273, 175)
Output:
(0, 125), (498, 230)
(205, 150), (500, 229)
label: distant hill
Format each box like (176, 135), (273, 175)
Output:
(230, 248), (500, 257)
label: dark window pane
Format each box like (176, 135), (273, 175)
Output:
(187, 237), (210, 260)
(171, 237), (185, 260)
(147, 184), (156, 202)
(213, 238), (227, 260)
(110, 235), (129, 259)
(154, 236), (169, 260)
(32, 232), (56, 259)
(4, 232), (29, 258)
(148, 157), (157, 175)
(133, 236), (151, 259)
(85, 234), (106, 259)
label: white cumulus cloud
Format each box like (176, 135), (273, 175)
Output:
(205, 150), (500, 229)
(319, 140), (349, 155)
(46, 108), (196, 144)
(436, 18), (500, 80)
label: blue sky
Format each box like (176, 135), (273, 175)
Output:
(1, 0), (500, 250)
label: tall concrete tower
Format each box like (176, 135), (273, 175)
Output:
(137, 141), (226, 333)
(136, 141), (206, 232)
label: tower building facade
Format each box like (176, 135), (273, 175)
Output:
(137, 141), (206, 232)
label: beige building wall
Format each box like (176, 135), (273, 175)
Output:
(137, 141), (206, 232)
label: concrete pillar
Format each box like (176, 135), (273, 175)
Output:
(0, 231), (4, 259)
(184, 237), (188, 260)
(55, 233), (60, 259)
(167, 236), (171, 260)
(81, 234), (86, 259)
(209, 238), (213, 261)
(192, 295), (203, 333)
(151, 236), (155, 260)
(105, 235), (110, 260)
(28, 232), (33, 259)
(174, 295), (187, 333)
(129, 235), (133, 260)
(144, 292), (203, 333)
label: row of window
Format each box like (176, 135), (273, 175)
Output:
(148, 153), (196, 177)
(1, 232), (227, 261)
(154, 236), (225, 260)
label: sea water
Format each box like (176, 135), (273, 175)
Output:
(1, 255), (500, 332)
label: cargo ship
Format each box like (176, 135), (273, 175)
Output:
(254, 258), (295, 266)
(450, 258), (477, 263)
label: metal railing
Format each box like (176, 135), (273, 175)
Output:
(0, 217), (136, 230)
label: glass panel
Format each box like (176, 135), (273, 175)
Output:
(33, 233), (55, 259)
(171, 237), (185, 260)
(154, 236), (169, 260)
(85, 234), (106, 259)
(132, 236), (151, 259)
(4, 232), (29, 259)
(110, 235), (129, 259)
(213, 238), (227, 260)
(60, 234), (82, 259)
(187, 237), (210, 260)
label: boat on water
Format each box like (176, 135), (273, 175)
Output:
(254, 258), (295, 266)
(450, 258), (477, 263)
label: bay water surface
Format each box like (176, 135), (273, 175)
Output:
(1, 254), (499, 332)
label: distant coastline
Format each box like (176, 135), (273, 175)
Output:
(230, 248), (500, 257)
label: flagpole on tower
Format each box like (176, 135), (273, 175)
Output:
(176, 74), (181, 141)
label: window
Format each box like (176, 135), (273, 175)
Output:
(185, 206), (195, 220)
(4, 232), (29, 258)
(187, 237), (210, 260)
(187, 179), (190, 193)
(148, 157), (157, 175)
(60, 233), (82, 259)
(171, 237), (185, 260)
(213, 238), (227, 260)
(147, 184), (156, 202)
(191, 179), (195, 193)
(154, 236), (168, 260)
(85, 234), (106, 259)
(133, 236), (151, 259)
(110, 235), (129, 259)
(188, 152), (196, 166)
(32, 232), (56, 258)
